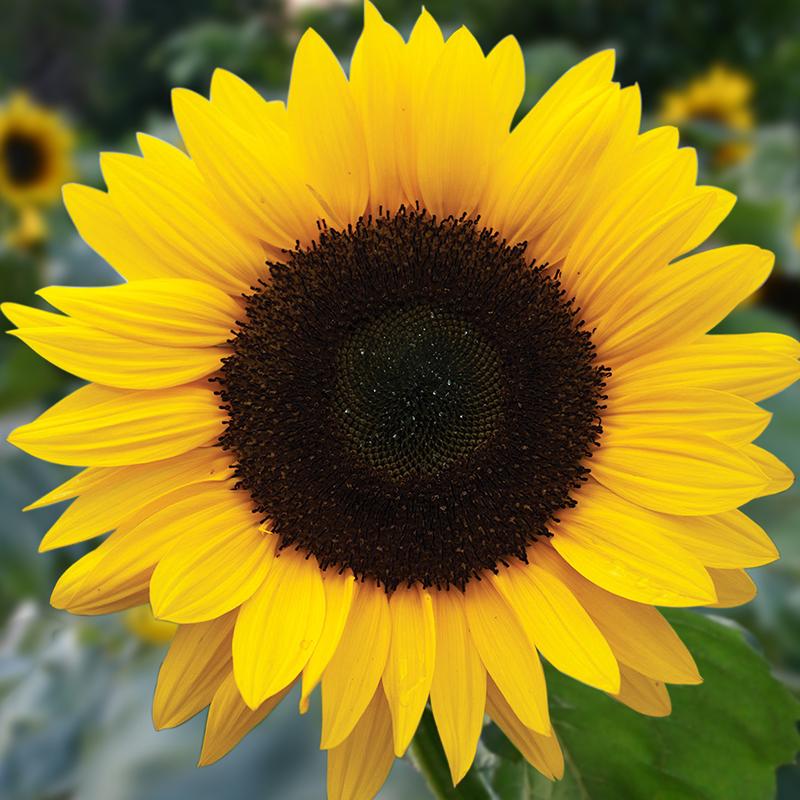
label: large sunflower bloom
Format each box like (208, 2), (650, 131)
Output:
(4, 5), (799, 798)
(0, 92), (74, 209)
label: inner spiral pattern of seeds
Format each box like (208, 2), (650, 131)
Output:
(217, 208), (609, 591)
(334, 304), (504, 483)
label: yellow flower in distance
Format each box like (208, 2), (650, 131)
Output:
(125, 604), (178, 646)
(4, 205), (47, 250)
(660, 64), (754, 166)
(0, 92), (74, 208)
(4, 5), (799, 798)
(661, 64), (753, 130)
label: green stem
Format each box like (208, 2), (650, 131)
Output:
(408, 708), (494, 800)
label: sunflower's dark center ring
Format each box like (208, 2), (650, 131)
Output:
(2, 131), (47, 186)
(218, 208), (608, 591)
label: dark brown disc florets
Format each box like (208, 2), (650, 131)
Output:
(2, 131), (47, 186)
(217, 208), (608, 591)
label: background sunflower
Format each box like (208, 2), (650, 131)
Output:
(0, 1), (799, 799)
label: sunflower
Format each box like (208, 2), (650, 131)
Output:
(4, 205), (47, 250)
(4, 4), (799, 798)
(0, 92), (73, 209)
(660, 64), (754, 166)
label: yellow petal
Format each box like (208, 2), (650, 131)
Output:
(486, 84), (622, 246)
(209, 68), (288, 134)
(51, 546), (150, 615)
(100, 152), (265, 293)
(2, 303), (61, 328)
(486, 678), (564, 780)
(321, 581), (391, 748)
(610, 665), (671, 717)
(39, 448), (232, 552)
(349, 1), (406, 213)
(487, 51), (620, 244)
(136, 131), (286, 265)
(605, 387), (772, 448)
(659, 509), (779, 569)
(464, 577), (550, 734)
(632, 124), (682, 165)
(8, 383), (225, 467)
(745, 444), (794, 495)
(429, 589), (486, 784)
(50, 482), (243, 614)
(739, 332), (800, 357)
(591, 426), (769, 515)
(486, 36), (525, 131)
(38, 279), (241, 348)
(153, 611), (236, 729)
(396, 8), (445, 204)
(547, 125), (695, 277)
(613, 333), (800, 403)
(62, 183), (165, 281)
(382, 584), (436, 756)
(575, 190), (736, 326)
(172, 87), (323, 248)
(8, 317), (225, 390)
(681, 185), (738, 253)
(416, 27), (496, 217)
(537, 545), (701, 684)
(494, 52), (617, 212)
(150, 520), (276, 624)
(327, 688), (395, 800)
(233, 548), (325, 708)
(596, 245), (774, 364)
(534, 85), (646, 265)
(493, 562), (620, 692)
(707, 568), (757, 608)
(24, 467), (103, 511)
(288, 29), (369, 225)
(551, 481), (717, 606)
(136, 132), (186, 165)
(199, 672), (292, 766)
(300, 570), (357, 714)
(526, 49), (616, 115)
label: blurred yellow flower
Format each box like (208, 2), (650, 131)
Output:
(125, 604), (177, 646)
(0, 92), (74, 208)
(660, 65), (754, 165)
(4, 205), (47, 250)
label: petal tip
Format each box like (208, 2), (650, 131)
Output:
(197, 748), (219, 768)
(38, 536), (58, 554)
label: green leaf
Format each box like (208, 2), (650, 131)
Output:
(544, 610), (800, 800)
(488, 757), (589, 799)
(414, 612), (797, 799)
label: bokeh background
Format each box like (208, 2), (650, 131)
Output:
(1, 1), (799, 798)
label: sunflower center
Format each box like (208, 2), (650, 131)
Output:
(334, 304), (504, 483)
(2, 131), (46, 186)
(218, 208), (608, 590)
